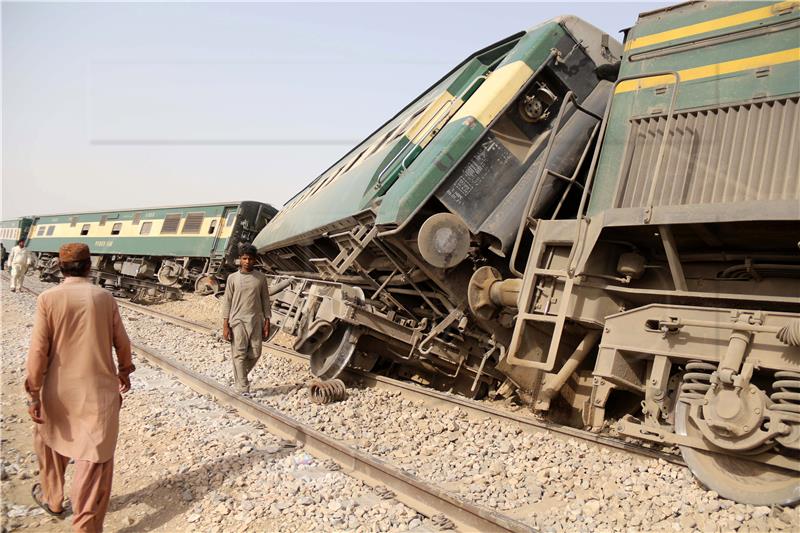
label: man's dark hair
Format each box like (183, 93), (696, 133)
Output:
(18, 240), (25, 245)
(239, 243), (258, 258)
(60, 258), (91, 277)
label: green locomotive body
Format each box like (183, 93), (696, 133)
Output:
(257, 16), (622, 393)
(502, 0), (800, 505)
(27, 201), (276, 298)
(255, 1), (799, 505)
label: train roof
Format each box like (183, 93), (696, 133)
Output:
(28, 200), (275, 219)
(637, 0), (702, 19)
(0, 217), (34, 225)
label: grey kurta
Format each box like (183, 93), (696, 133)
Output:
(222, 270), (271, 329)
(222, 270), (271, 391)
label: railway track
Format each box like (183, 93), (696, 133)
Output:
(4, 280), (797, 530)
(10, 274), (684, 467)
(114, 295), (686, 468)
(8, 277), (532, 532)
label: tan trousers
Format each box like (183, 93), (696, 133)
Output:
(230, 323), (263, 392)
(10, 264), (27, 290)
(34, 428), (114, 533)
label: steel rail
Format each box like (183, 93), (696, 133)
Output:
(267, 343), (686, 468)
(115, 298), (213, 334)
(133, 342), (534, 533)
(112, 293), (685, 467)
(7, 278), (532, 532)
(9, 277), (683, 467)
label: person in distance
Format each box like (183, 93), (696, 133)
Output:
(222, 243), (271, 394)
(8, 239), (34, 292)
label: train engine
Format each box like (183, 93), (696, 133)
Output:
(256, 17), (622, 395)
(462, 0), (800, 505)
(257, 1), (800, 506)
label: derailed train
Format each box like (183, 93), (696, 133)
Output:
(24, 201), (276, 300)
(255, 2), (799, 505)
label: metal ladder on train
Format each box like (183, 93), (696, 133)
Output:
(506, 72), (681, 371)
(309, 223), (378, 279)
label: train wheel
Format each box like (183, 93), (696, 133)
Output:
(674, 400), (800, 505)
(195, 275), (220, 295)
(157, 262), (182, 286)
(309, 324), (360, 380)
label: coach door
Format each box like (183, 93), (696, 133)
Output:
(211, 207), (237, 257)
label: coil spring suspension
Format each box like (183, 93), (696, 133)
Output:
(308, 379), (347, 404)
(771, 371), (800, 414)
(681, 361), (716, 399)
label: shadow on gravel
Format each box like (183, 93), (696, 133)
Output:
(253, 382), (305, 398)
(110, 447), (294, 532)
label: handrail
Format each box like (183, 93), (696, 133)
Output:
(508, 91), (604, 277)
(566, 70), (680, 276)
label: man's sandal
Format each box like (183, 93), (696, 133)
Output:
(31, 483), (67, 519)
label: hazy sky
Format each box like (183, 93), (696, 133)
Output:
(2, 1), (669, 219)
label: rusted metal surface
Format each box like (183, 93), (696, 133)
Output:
(308, 378), (348, 404)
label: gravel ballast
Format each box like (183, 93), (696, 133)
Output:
(3, 277), (798, 532)
(0, 279), (426, 533)
(150, 289), (799, 532)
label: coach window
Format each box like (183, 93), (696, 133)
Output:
(132, 213), (141, 225)
(181, 212), (204, 234)
(161, 214), (181, 234)
(140, 221), (152, 235)
(80, 224), (90, 236)
(111, 222), (122, 235)
(99, 215), (107, 227)
(70, 216), (78, 227)
(208, 219), (218, 235)
(46, 226), (55, 236)
(225, 212), (236, 227)
(37, 226), (45, 236)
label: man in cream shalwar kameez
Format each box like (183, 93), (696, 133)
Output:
(8, 239), (34, 292)
(25, 243), (134, 533)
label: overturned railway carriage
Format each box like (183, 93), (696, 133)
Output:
(27, 201), (276, 298)
(257, 2), (800, 505)
(257, 16), (622, 392)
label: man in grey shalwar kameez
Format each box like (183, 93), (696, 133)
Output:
(222, 244), (271, 393)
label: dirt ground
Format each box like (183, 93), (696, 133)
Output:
(1, 284), (208, 533)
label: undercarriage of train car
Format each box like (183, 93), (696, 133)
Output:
(479, 212), (800, 505)
(263, 29), (618, 398)
(36, 253), (193, 303)
(36, 251), (235, 303)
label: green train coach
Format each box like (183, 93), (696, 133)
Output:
(26, 201), (277, 299)
(0, 217), (34, 252)
(254, 0), (799, 505)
